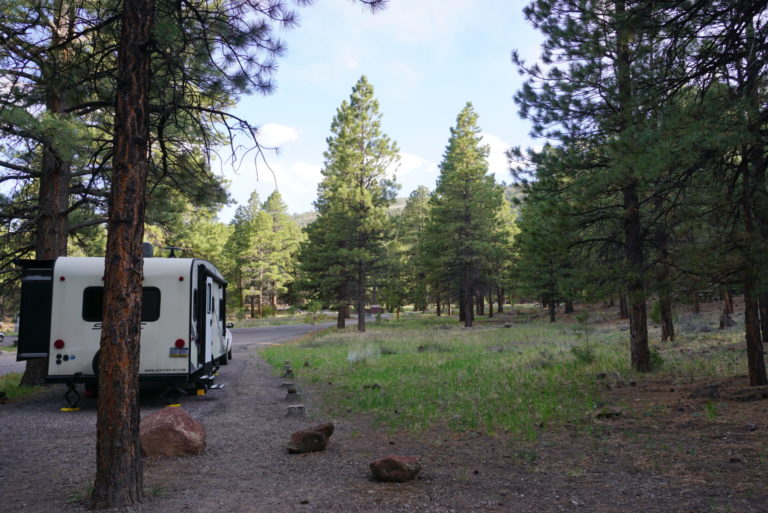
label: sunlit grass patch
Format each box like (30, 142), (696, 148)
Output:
(261, 316), (629, 437)
(0, 372), (41, 400)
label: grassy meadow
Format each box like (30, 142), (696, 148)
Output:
(260, 312), (747, 438)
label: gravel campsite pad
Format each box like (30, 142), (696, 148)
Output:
(1, 324), (767, 513)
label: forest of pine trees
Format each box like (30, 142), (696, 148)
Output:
(1, 1), (768, 507)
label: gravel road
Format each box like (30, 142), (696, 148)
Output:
(0, 323), (449, 513)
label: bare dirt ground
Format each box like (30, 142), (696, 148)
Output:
(1, 309), (767, 512)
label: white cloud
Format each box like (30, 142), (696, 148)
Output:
(393, 152), (439, 196)
(481, 132), (512, 179)
(258, 123), (299, 148)
(397, 152), (428, 176)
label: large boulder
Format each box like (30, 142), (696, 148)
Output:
(140, 406), (205, 458)
(287, 422), (335, 454)
(370, 455), (422, 482)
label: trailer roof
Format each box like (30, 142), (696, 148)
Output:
(53, 257), (225, 283)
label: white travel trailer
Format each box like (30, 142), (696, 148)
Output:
(16, 256), (232, 401)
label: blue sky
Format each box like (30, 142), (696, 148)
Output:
(217, 0), (543, 220)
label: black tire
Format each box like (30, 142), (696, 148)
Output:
(92, 350), (100, 377)
(228, 348), (232, 360)
(0, 333), (4, 344)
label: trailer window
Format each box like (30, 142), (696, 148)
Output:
(82, 287), (161, 322)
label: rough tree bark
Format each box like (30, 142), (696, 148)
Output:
(487, 291), (493, 318)
(723, 289), (734, 315)
(92, 0), (155, 507)
(462, 268), (473, 327)
(336, 303), (348, 329)
(616, 0), (650, 372)
(357, 263), (366, 333)
(618, 296), (628, 319)
(20, 0), (74, 387)
(660, 293), (675, 342)
(759, 295), (768, 344)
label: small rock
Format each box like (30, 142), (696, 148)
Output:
(140, 406), (205, 458)
(593, 406), (624, 419)
(729, 457), (742, 463)
(690, 385), (721, 399)
(287, 423), (335, 454)
(745, 424), (758, 432)
(286, 404), (306, 417)
(503, 322), (513, 328)
(370, 455), (422, 482)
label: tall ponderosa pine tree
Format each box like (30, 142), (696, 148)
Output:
(425, 103), (503, 327)
(300, 76), (399, 332)
(514, 0), (664, 371)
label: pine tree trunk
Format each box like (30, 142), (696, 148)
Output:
(616, 0), (650, 372)
(744, 282), (767, 385)
(743, 17), (768, 381)
(21, 2), (74, 387)
(357, 294), (366, 332)
(564, 301), (574, 314)
(548, 301), (556, 323)
(740, 146), (767, 385)
(723, 289), (734, 315)
(660, 293), (675, 342)
(337, 304), (347, 329)
(436, 293), (441, 317)
(759, 294), (768, 344)
(619, 296), (629, 319)
(476, 294), (484, 316)
(463, 268), (473, 327)
(692, 293), (700, 314)
(497, 287), (504, 313)
(487, 291), (493, 318)
(447, 302), (452, 316)
(92, 0), (153, 507)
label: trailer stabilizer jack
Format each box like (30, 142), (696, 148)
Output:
(62, 382), (81, 410)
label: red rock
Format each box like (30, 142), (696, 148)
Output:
(140, 406), (205, 458)
(370, 455), (422, 482)
(287, 423), (334, 454)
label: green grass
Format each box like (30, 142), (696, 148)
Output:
(261, 315), (631, 438)
(261, 314), (750, 438)
(0, 372), (41, 400)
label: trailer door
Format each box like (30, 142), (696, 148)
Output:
(16, 260), (55, 360)
(204, 277), (213, 365)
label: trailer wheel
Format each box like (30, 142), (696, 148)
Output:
(228, 348), (232, 360)
(92, 350), (100, 377)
